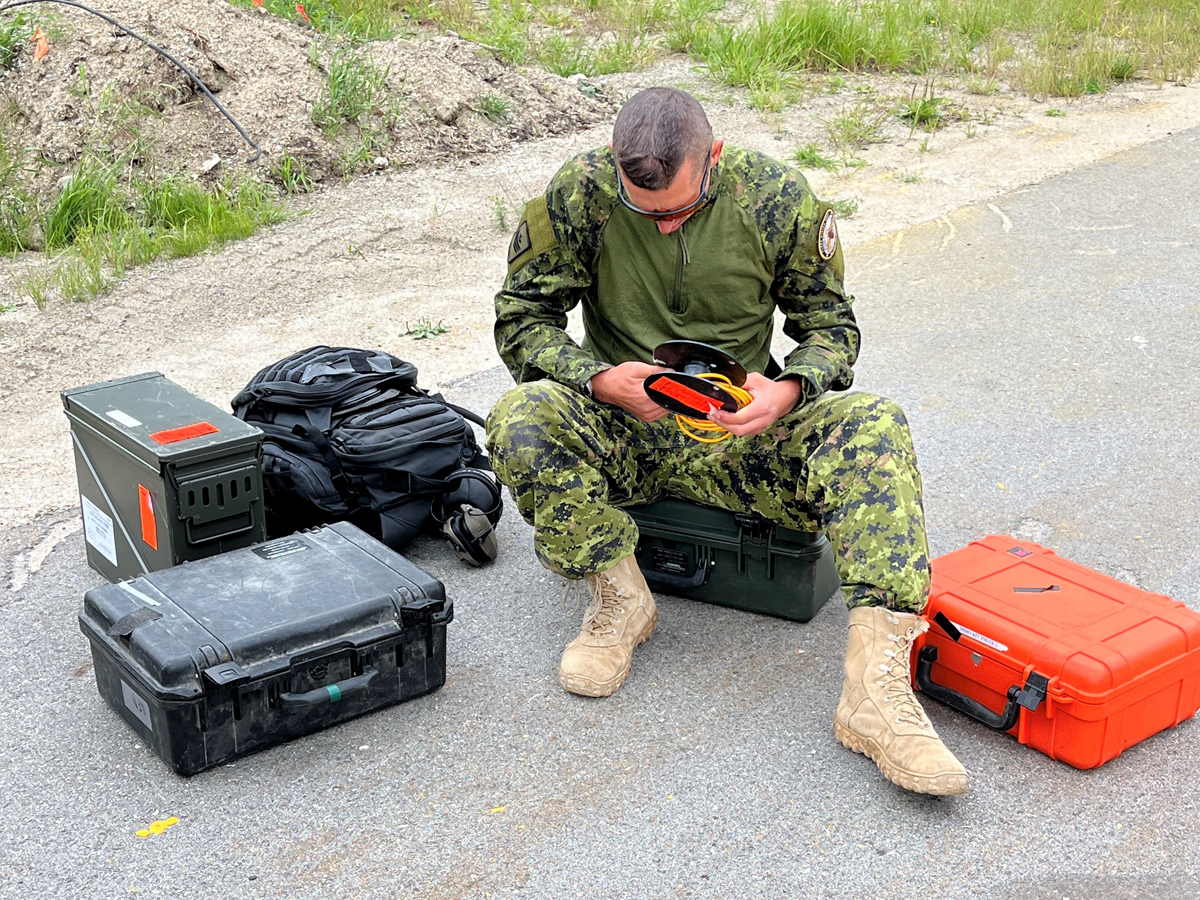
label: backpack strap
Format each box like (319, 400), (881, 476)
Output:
(292, 423), (359, 510)
(444, 401), (486, 429)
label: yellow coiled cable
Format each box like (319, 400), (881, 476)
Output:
(676, 374), (754, 443)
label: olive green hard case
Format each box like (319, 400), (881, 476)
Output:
(627, 499), (842, 622)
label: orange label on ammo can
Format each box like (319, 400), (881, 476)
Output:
(138, 484), (158, 551)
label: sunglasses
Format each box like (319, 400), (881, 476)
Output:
(616, 158), (713, 222)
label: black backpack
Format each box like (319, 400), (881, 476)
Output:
(231, 346), (502, 564)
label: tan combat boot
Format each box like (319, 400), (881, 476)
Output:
(559, 555), (657, 697)
(833, 606), (969, 796)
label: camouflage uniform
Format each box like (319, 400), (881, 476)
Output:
(487, 147), (930, 612)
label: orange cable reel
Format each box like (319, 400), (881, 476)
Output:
(643, 340), (754, 444)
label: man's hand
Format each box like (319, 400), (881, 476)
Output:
(707, 373), (803, 438)
(590, 361), (671, 422)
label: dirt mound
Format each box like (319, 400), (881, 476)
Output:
(0, 0), (616, 190)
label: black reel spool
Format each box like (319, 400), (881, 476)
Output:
(643, 340), (748, 416)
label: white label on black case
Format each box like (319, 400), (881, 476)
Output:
(121, 681), (153, 731)
(81, 495), (118, 566)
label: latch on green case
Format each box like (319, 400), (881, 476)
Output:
(733, 513), (771, 571)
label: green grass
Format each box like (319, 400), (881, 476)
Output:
(0, 11), (28, 69)
(307, 45), (398, 172)
(230, 0), (408, 41)
(689, 0), (938, 91)
(966, 76), (999, 95)
(822, 99), (893, 160)
(11, 158), (286, 307)
(683, 0), (1198, 102)
(897, 85), (945, 132)
(226, 0), (1200, 101)
(404, 318), (452, 338)
(830, 197), (861, 218)
(663, 0), (724, 53)
(42, 160), (131, 250)
(0, 128), (35, 254)
(271, 154), (317, 193)
(746, 73), (804, 113)
(0, 51), (289, 293)
(793, 142), (837, 172)
(311, 46), (392, 136)
(490, 195), (509, 230)
(477, 93), (511, 122)
(539, 30), (658, 77)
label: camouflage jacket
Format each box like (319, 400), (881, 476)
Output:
(494, 146), (859, 404)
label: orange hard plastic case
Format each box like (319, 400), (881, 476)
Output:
(915, 535), (1200, 769)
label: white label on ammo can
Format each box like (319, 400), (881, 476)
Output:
(950, 620), (1009, 653)
(105, 409), (142, 428)
(81, 495), (118, 566)
(121, 681), (153, 731)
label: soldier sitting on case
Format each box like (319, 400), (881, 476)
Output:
(485, 87), (968, 796)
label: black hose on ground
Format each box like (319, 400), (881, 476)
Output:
(0, 0), (262, 161)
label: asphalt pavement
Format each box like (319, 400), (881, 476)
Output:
(2, 127), (1199, 900)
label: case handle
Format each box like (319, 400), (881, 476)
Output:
(915, 646), (1049, 732)
(280, 667), (379, 708)
(641, 554), (711, 591)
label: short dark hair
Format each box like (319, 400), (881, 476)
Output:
(611, 88), (713, 191)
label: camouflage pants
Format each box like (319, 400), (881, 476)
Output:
(485, 381), (931, 612)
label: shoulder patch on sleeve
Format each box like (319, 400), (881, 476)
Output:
(818, 208), (839, 261)
(508, 221), (531, 263)
(507, 196), (558, 276)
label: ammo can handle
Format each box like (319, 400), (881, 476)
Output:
(641, 555), (711, 592)
(280, 667), (379, 708)
(915, 646), (1048, 732)
(185, 517), (254, 546)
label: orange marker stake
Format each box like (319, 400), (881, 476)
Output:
(31, 28), (49, 61)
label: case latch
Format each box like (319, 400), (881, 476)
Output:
(733, 513), (771, 569)
(1014, 671), (1050, 711)
(203, 660), (250, 688)
(398, 593), (450, 627)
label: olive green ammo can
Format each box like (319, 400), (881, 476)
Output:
(628, 500), (842, 622)
(62, 373), (267, 583)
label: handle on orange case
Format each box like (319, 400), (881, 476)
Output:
(916, 646), (1049, 732)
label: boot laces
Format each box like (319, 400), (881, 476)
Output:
(561, 574), (629, 635)
(562, 580), (585, 618)
(876, 616), (932, 728)
(581, 572), (629, 636)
